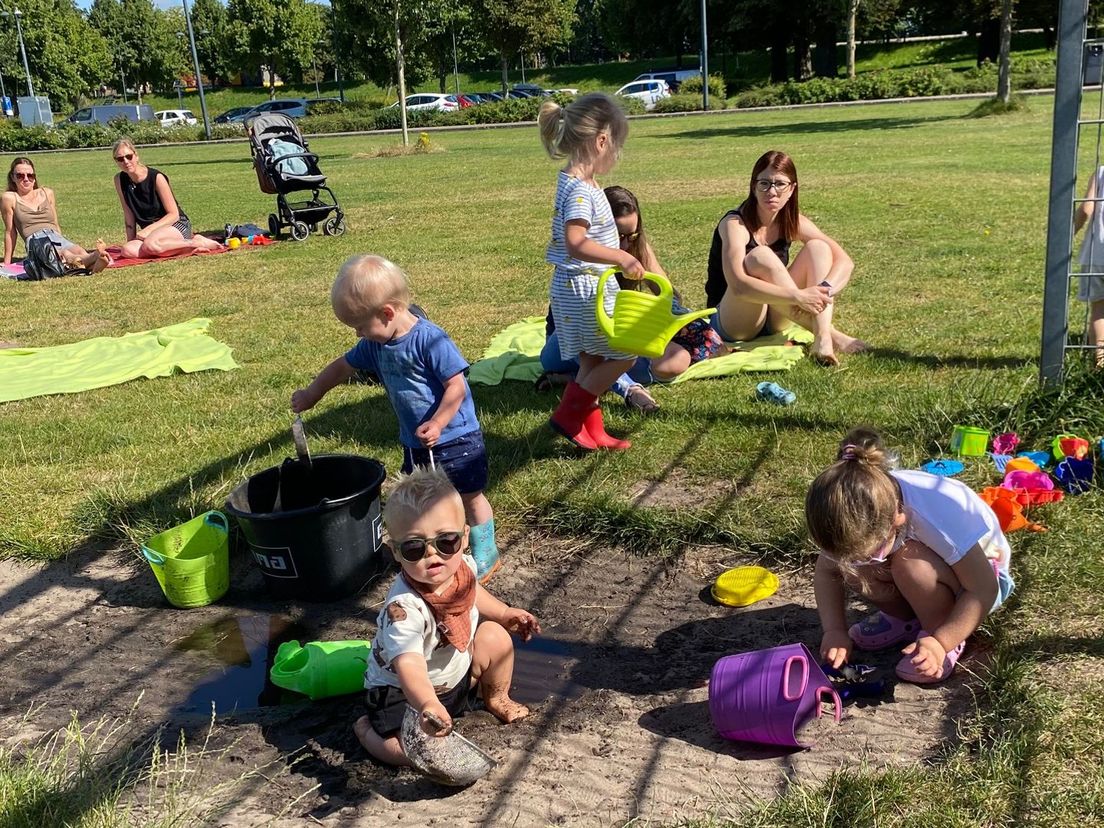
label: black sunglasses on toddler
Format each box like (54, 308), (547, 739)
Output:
(395, 531), (465, 562)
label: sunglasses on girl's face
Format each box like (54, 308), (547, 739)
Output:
(14, 172), (35, 180)
(395, 531), (464, 562)
(114, 153), (135, 163)
(618, 231), (640, 242)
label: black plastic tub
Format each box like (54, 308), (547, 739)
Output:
(225, 454), (386, 600)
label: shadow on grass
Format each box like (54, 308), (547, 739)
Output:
(863, 346), (1034, 371)
(653, 114), (962, 142)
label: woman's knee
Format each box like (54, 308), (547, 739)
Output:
(802, 238), (832, 259)
(743, 245), (781, 276)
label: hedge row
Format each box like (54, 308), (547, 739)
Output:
(0, 60), (1058, 152)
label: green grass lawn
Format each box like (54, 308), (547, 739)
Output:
(1, 96), (1102, 823)
(142, 32), (1053, 116)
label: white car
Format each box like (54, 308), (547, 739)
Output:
(155, 109), (198, 127)
(614, 80), (671, 111)
(391, 94), (459, 113)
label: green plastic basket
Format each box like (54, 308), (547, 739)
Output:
(142, 511), (229, 609)
(950, 425), (990, 457)
(270, 639), (372, 700)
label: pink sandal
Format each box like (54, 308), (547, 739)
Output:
(849, 611), (921, 650)
(895, 632), (965, 684)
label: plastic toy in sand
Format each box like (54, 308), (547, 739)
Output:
(1005, 455), (1041, 474)
(1055, 456), (1093, 494)
(821, 663), (887, 703)
(596, 269), (714, 359)
(1017, 450), (1051, 468)
(992, 432), (1020, 455)
(400, 705), (497, 786)
(709, 643), (842, 749)
(950, 425), (990, 456)
(1053, 435), (1090, 462)
(980, 487), (1047, 533)
(921, 459), (964, 477)
(270, 639), (372, 700)
(712, 566), (779, 607)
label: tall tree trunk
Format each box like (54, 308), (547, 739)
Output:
(847, 0), (859, 79)
(813, 18), (837, 78)
(997, 0), (1013, 102)
(793, 37), (812, 81)
(395, 8), (408, 147)
(977, 16), (1000, 65)
(770, 29), (788, 83)
(500, 54), (509, 95)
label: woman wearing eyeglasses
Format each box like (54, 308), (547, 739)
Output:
(2, 157), (110, 272)
(112, 138), (223, 258)
(706, 149), (865, 366)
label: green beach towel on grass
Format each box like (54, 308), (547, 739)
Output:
(0, 318), (238, 403)
(467, 316), (813, 386)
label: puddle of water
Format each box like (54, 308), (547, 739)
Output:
(510, 637), (586, 706)
(175, 614), (312, 713)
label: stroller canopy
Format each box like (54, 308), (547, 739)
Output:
(250, 112), (327, 189)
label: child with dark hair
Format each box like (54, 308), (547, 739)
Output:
(807, 427), (1014, 684)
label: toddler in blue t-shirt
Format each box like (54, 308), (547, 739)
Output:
(292, 254), (501, 581)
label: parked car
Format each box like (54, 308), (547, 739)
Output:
(481, 92), (504, 102)
(615, 79), (671, 110)
(155, 109), (197, 127)
(390, 93), (459, 112)
(634, 68), (701, 92)
(63, 104), (155, 126)
(214, 106), (255, 125)
(548, 87), (579, 96)
(244, 98), (310, 121)
(503, 89), (533, 100)
(512, 83), (550, 97)
(457, 94), (480, 108)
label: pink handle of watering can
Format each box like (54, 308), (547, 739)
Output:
(815, 686), (843, 722)
(781, 655), (809, 701)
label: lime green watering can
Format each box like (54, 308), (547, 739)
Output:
(270, 639), (371, 700)
(596, 269), (715, 359)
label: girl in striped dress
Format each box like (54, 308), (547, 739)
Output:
(538, 93), (644, 452)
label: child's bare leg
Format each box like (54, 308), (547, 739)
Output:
(839, 562), (915, 621)
(461, 490), (493, 526)
(889, 541), (960, 634)
(1090, 299), (1104, 368)
(651, 342), (691, 380)
(471, 621), (528, 723)
(575, 353), (635, 396)
(354, 715), (411, 767)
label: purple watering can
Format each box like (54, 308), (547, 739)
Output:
(708, 643), (842, 749)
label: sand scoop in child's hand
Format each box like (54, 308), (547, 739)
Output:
(400, 705), (497, 786)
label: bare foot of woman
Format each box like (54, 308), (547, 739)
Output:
(833, 331), (869, 354)
(484, 694), (530, 723)
(194, 234), (225, 251)
(90, 239), (111, 273)
(810, 335), (839, 366)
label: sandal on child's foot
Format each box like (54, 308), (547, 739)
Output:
(625, 385), (659, 414)
(848, 611), (921, 650)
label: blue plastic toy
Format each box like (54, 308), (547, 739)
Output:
(755, 381), (796, 406)
(921, 459), (964, 477)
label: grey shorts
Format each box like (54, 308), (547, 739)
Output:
(29, 228), (76, 251)
(171, 218), (193, 240)
(1077, 273), (1104, 303)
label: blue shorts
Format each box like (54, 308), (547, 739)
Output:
(991, 560), (1015, 613)
(708, 310), (770, 347)
(401, 429), (488, 495)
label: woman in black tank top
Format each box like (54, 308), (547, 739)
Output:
(112, 138), (224, 259)
(706, 150), (866, 365)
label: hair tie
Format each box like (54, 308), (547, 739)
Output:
(839, 444), (859, 461)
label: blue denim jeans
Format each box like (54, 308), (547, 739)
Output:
(540, 332), (652, 399)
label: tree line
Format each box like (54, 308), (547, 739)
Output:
(0, 0), (1070, 110)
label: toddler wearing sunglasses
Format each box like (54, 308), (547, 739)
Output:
(354, 467), (540, 765)
(807, 427), (1014, 685)
(292, 254), (502, 581)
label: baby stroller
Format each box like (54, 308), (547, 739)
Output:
(248, 112), (346, 241)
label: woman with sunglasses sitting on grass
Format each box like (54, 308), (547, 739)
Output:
(706, 150), (866, 366)
(2, 157), (110, 273)
(111, 138), (223, 259)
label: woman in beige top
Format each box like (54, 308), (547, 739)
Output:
(2, 156), (109, 272)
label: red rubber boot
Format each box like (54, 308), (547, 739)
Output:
(582, 403), (632, 451)
(549, 382), (599, 451)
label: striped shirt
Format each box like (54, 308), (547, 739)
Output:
(545, 171), (619, 272)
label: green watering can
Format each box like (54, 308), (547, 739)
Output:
(270, 639), (372, 700)
(596, 268), (715, 359)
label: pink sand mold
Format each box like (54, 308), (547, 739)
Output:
(1002, 470), (1054, 492)
(992, 432), (1020, 455)
(709, 643), (842, 749)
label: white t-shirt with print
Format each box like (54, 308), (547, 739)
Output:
(892, 470), (1011, 572)
(363, 555), (479, 692)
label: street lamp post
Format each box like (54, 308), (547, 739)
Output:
(2, 8), (34, 98)
(331, 0), (344, 103)
(180, 0), (210, 139)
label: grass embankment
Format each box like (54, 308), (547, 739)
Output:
(1, 96), (1101, 822)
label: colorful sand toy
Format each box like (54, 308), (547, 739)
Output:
(712, 566), (779, 607)
(595, 269), (714, 359)
(141, 511), (230, 609)
(1055, 456), (1094, 494)
(1053, 435), (1090, 462)
(756, 381), (796, 406)
(1005, 455), (1041, 474)
(991, 432), (1020, 455)
(709, 643), (842, 749)
(980, 487), (1048, 533)
(921, 459), (964, 476)
(1017, 450), (1051, 468)
(270, 639), (372, 700)
(989, 453), (1013, 474)
(950, 425), (990, 457)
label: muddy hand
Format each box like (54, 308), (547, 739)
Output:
(422, 706), (453, 738)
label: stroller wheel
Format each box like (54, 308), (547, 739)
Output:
(290, 220), (311, 242)
(323, 216), (347, 237)
(268, 213), (280, 239)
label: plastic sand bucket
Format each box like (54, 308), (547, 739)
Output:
(980, 487), (1046, 533)
(1055, 457), (1093, 494)
(1017, 450), (1051, 468)
(596, 269), (714, 359)
(950, 426), (990, 457)
(225, 454), (386, 600)
(708, 643), (842, 749)
(142, 511), (230, 609)
(1050, 433), (1082, 461)
(1002, 470), (1054, 492)
(992, 432), (1020, 455)
(1005, 456), (1041, 474)
(270, 639), (371, 700)
(712, 566), (779, 607)
(1058, 437), (1090, 461)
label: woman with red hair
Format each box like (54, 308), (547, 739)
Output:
(705, 150), (865, 365)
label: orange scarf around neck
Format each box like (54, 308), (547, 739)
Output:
(403, 561), (476, 652)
